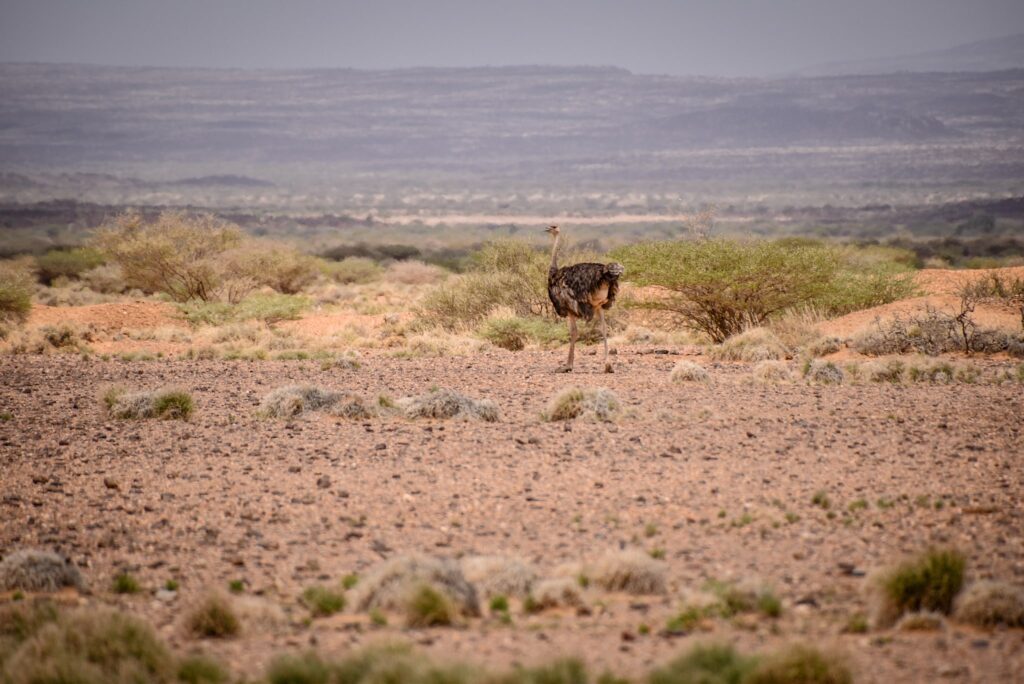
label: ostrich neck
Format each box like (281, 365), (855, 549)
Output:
(549, 234), (561, 272)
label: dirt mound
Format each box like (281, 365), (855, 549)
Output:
(27, 302), (185, 333)
(913, 266), (1024, 297)
(820, 295), (1019, 339)
(278, 312), (410, 337)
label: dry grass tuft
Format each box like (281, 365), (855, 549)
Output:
(530, 578), (587, 611)
(0, 550), (84, 592)
(670, 360), (710, 383)
(803, 359), (844, 384)
(258, 385), (342, 418)
(750, 360), (793, 384)
(460, 556), (538, 599)
(351, 554), (480, 621)
(708, 327), (789, 363)
(953, 580), (1024, 628)
(186, 594), (240, 639)
(589, 549), (667, 595)
(397, 388), (498, 421)
(867, 548), (966, 628)
(862, 359), (905, 383)
(1, 605), (175, 684)
(895, 611), (946, 631)
(104, 387), (193, 420)
(544, 387), (621, 422)
(746, 644), (853, 684)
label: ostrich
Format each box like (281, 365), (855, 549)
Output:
(545, 225), (625, 373)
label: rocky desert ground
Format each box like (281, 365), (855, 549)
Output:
(1, 257), (1023, 683)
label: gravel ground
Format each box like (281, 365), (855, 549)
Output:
(1, 350), (1022, 682)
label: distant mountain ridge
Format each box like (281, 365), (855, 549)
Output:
(801, 34), (1024, 76)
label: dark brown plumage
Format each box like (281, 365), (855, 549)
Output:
(547, 261), (623, 321)
(544, 225), (624, 372)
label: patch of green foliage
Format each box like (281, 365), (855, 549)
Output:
(611, 238), (915, 342)
(34, 247), (105, 285)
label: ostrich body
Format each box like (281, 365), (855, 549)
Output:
(545, 225), (624, 373)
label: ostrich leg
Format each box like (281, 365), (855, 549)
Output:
(599, 308), (612, 373)
(557, 315), (577, 372)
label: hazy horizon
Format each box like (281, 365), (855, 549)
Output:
(2, 0), (1024, 77)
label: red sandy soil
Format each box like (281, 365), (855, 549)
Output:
(1, 351), (1021, 682)
(27, 301), (187, 333)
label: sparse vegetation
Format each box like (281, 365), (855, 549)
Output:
(104, 387), (193, 420)
(649, 643), (755, 684)
(461, 556), (538, 599)
(0, 549), (84, 592)
(530, 578), (587, 611)
(670, 360), (710, 382)
(612, 238), (913, 342)
(34, 247), (106, 285)
(397, 388), (498, 421)
(545, 387), (621, 422)
(869, 548), (966, 627)
(803, 359), (844, 384)
(751, 360), (793, 384)
(405, 584), (456, 627)
(709, 328), (789, 362)
(0, 259), (35, 326)
(953, 580), (1024, 628)
(186, 595), (240, 638)
(351, 554), (480, 621)
(589, 549), (667, 595)
(745, 644), (852, 684)
(301, 585), (346, 617)
(112, 572), (141, 594)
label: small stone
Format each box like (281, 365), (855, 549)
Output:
(103, 478), (120, 490)
(317, 476), (331, 489)
(154, 589), (177, 603)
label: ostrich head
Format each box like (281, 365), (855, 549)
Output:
(544, 225), (560, 237)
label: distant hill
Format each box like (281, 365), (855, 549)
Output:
(801, 34), (1024, 76)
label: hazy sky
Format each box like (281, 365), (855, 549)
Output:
(1, 0), (1023, 76)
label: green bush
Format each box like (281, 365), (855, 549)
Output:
(419, 239), (601, 329)
(34, 247), (106, 285)
(93, 211), (244, 302)
(649, 643), (755, 684)
(301, 586), (346, 617)
(745, 645), (852, 684)
(612, 239), (915, 342)
(323, 256), (383, 284)
(0, 259), (34, 325)
(220, 240), (321, 294)
(179, 293), (309, 327)
(871, 548), (966, 627)
(186, 595), (239, 638)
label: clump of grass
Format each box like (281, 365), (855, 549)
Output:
(670, 360), (710, 383)
(868, 548), (966, 627)
(397, 388), (498, 421)
(529, 577), (587, 611)
(708, 328), (789, 363)
(301, 585), (346, 617)
(745, 644), (852, 684)
(811, 491), (831, 509)
(477, 317), (528, 351)
(803, 359), (844, 384)
(895, 611), (946, 631)
(112, 572), (141, 594)
(906, 358), (956, 384)
(704, 579), (782, 618)
(177, 654), (230, 684)
(461, 555), (538, 598)
(807, 336), (843, 357)
(544, 387), (621, 422)
(953, 580), (1024, 628)
(342, 574), (359, 590)
(104, 387), (193, 420)
(258, 385), (342, 418)
(589, 549), (667, 595)
(649, 643), (756, 684)
(186, 594), (240, 638)
(1, 605), (175, 684)
(863, 359), (905, 383)
(228, 579), (245, 594)
(405, 584), (455, 627)
(750, 360), (793, 384)
(351, 554), (479, 621)
(0, 549), (84, 592)
(489, 595), (509, 613)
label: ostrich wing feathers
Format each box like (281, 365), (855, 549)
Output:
(547, 262), (624, 321)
